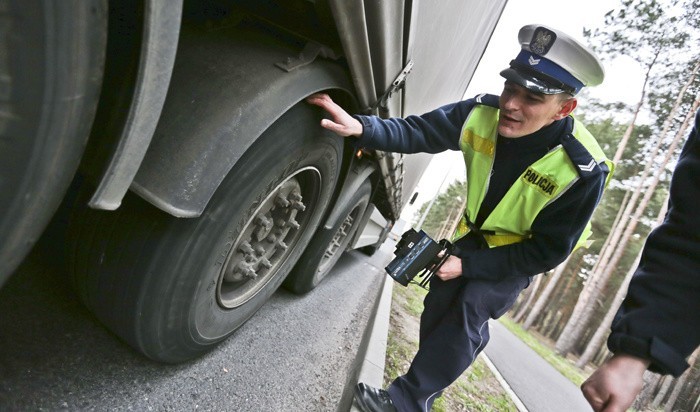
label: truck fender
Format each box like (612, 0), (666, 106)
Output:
(131, 26), (354, 218)
(323, 160), (376, 230)
(87, 0), (183, 210)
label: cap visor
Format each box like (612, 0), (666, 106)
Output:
(500, 68), (565, 95)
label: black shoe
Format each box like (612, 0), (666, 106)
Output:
(354, 382), (397, 412)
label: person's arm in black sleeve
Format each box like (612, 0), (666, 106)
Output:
(454, 172), (606, 281)
(581, 109), (700, 412)
(354, 100), (472, 153)
(606, 109), (700, 377)
(306, 92), (478, 153)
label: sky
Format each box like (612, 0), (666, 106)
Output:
(401, 0), (646, 222)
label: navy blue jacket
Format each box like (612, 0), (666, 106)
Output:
(608, 108), (700, 377)
(355, 95), (608, 281)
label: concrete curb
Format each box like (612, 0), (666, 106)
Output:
(348, 274), (393, 412)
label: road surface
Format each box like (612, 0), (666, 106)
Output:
(485, 321), (594, 412)
(0, 218), (393, 411)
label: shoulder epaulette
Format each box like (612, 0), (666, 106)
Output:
(562, 116), (613, 180)
(561, 133), (602, 179)
(473, 93), (500, 108)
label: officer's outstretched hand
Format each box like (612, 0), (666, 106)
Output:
(581, 353), (650, 412)
(306, 93), (363, 137)
(435, 255), (462, 281)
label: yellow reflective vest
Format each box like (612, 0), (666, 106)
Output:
(453, 103), (613, 250)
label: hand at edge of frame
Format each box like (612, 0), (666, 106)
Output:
(581, 353), (651, 412)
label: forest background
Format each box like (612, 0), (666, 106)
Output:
(405, 0), (700, 410)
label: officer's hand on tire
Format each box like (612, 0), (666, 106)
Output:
(306, 93), (363, 137)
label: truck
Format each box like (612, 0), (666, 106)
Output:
(1, 0), (506, 363)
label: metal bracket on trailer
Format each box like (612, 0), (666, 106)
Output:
(275, 41), (340, 72)
(371, 60), (414, 112)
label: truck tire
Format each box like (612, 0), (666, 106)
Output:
(70, 103), (343, 363)
(284, 179), (372, 294)
(0, 0), (106, 286)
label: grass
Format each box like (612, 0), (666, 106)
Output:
(431, 359), (518, 412)
(498, 316), (589, 386)
(385, 284), (517, 411)
(401, 283), (428, 317)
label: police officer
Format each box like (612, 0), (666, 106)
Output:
(308, 24), (612, 412)
(581, 108), (700, 412)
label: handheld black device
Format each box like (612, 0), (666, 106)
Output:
(385, 229), (452, 288)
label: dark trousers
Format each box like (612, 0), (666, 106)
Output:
(387, 274), (529, 412)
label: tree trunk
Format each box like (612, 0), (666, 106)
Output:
(512, 273), (543, 322)
(589, 189), (631, 278)
(546, 255), (584, 338)
(543, 311), (562, 338)
(554, 89), (699, 356)
(664, 347), (700, 412)
(575, 251), (640, 368)
(522, 258), (568, 329)
(634, 371), (664, 410)
(652, 375), (674, 408)
(436, 201), (460, 239)
(575, 193), (668, 368)
(612, 51), (659, 163)
(440, 196), (467, 240)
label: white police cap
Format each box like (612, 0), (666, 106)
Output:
(500, 24), (605, 95)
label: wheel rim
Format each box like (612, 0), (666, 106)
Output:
(217, 167), (321, 308)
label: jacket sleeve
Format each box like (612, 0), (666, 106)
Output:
(352, 100), (474, 154)
(607, 109), (700, 377)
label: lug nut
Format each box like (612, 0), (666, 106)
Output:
(256, 215), (272, 229)
(234, 262), (256, 279)
(275, 194), (290, 208)
(239, 241), (254, 255)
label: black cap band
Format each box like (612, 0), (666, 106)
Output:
(510, 60), (576, 95)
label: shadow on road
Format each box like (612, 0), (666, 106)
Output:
(0, 216), (389, 411)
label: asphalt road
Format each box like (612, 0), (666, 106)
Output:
(0, 222), (392, 411)
(485, 321), (593, 412)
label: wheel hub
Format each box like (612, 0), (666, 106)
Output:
(217, 169), (318, 309)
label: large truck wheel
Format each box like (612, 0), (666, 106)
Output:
(0, 1), (106, 286)
(284, 180), (372, 294)
(70, 103), (342, 363)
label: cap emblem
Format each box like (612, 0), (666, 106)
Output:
(528, 55), (541, 65)
(501, 24), (604, 94)
(530, 27), (556, 55)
